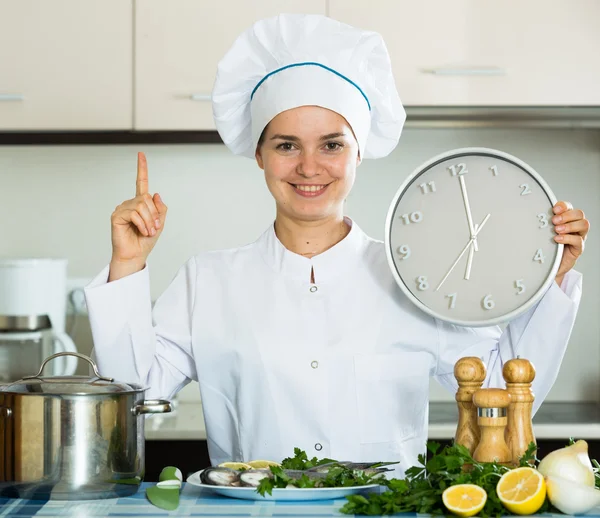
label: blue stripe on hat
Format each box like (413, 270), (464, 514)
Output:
(250, 62), (371, 111)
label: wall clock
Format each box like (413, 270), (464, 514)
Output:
(385, 148), (563, 327)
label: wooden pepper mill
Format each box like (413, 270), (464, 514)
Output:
(454, 357), (487, 455)
(503, 357), (536, 466)
(472, 388), (512, 464)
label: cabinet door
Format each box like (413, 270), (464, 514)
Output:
(0, 0), (132, 130)
(135, 1), (326, 130)
(329, 0), (600, 106)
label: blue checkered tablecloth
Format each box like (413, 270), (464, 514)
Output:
(1, 483), (598, 517)
(0, 483), (362, 517)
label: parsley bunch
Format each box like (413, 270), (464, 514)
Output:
(256, 448), (383, 496)
(256, 466), (316, 495)
(280, 447), (337, 470)
(340, 442), (548, 517)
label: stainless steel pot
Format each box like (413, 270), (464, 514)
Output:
(0, 352), (171, 500)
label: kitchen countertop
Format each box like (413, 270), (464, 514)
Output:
(2, 483), (598, 518)
(145, 401), (600, 441)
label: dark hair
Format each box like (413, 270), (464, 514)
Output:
(257, 123), (269, 150)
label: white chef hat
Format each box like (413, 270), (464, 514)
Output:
(211, 13), (406, 160)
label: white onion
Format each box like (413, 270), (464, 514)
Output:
(537, 440), (595, 487)
(545, 475), (600, 515)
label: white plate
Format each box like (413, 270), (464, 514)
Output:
(186, 470), (381, 501)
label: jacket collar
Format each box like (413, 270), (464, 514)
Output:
(258, 217), (367, 283)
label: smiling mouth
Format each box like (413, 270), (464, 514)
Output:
(290, 183), (329, 196)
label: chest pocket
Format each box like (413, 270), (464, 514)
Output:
(354, 352), (432, 445)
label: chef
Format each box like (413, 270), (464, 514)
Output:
(84, 13), (589, 476)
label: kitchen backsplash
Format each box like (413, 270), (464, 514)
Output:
(1, 127), (598, 403)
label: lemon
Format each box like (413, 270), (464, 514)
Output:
(442, 484), (487, 517)
(217, 462), (252, 470)
(246, 460), (281, 469)
(496, 467), (546, 515)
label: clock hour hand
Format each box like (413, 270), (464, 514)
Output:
(459, 175), (479, 252)
(465, 223), (478, 280)
(436, 214), (490, 292)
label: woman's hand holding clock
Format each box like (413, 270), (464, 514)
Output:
(552, 201), (590, 286)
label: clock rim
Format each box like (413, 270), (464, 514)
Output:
(384, 146), (564, 328)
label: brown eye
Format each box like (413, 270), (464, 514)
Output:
(276, 142), (294, 151)
(325, 142), (343, 151)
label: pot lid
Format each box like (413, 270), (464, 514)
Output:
(0, 352), (143, 395)
(1, 375), (142, 395)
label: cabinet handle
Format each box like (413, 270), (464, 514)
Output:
(422, 67), (506, 76)
(0, 94), (24, 101)
(190, 94), (212, 101)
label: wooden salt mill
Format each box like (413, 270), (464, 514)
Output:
(503, 357), (536, 466)
(454, 357), (486, 455)
(472, 388), (512, 464)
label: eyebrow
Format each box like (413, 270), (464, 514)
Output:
(319, 132), (348, 141)
(269, 132), (348, 141)
(270, 134), (300, 141)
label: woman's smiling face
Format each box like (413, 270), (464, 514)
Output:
(255, 106), (361, 223)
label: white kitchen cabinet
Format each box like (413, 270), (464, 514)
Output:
(0, 0), (132, 130)
(134, 0), (326, 130)
(329, 0), (600, 106)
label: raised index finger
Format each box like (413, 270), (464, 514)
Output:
(136, 152), (149, 196)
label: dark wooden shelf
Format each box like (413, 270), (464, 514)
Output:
(0, 131), (223, 146)
(145, 440), (211, 481)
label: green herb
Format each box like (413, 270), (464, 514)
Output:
(592, 459), (600, 489)
(280, 447), (337, 470)
(340, 441), (552, 517)
(256, 450), (381, 497)
(518, 442), (540, 467)
(256, 466), (299, 495)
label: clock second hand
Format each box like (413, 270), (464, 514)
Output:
(435, 214), (491, 292)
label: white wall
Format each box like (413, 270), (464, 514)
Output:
(1, 127), (598, 403)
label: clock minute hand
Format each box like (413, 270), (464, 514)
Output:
(459, 175), (478, 252)
(435, 213), (491, 292)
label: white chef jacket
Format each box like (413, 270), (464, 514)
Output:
(85, 217), (582, 477)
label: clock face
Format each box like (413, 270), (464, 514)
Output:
(385, 148), (563, 327)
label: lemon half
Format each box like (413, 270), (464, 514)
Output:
(246, 460), (281, 469)
(496, 467), (546, 515)
(442, 484), (487, 517)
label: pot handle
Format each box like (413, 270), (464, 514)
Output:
(22, 352), (114, 382)
(132, 399), (172, 416)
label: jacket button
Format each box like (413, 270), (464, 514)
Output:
(309, 285), (318, 293)
(315, 443), (323, 451)
(311, 361), (318, 369)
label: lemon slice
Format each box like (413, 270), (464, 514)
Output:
(217, 462), (252, 470)
(246, 460), (281, 469)
(442, 484), (487, 517)
(496, 467), (546, 515)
